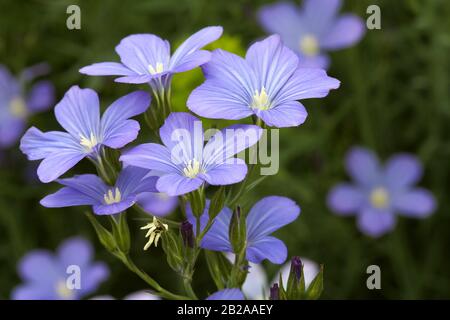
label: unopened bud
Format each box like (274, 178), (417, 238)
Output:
(180, 220), (194, 248)
(270, 283), (280, 300)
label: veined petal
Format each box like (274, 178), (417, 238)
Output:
(20, 127), (81, 160)
(159, 112), (203, 165)
(206, 288), (244, 300)
(170, 50), (211, 73)
(120, 143), (180, 174)
(26, 80), (55, 112)
(345, 147), (381, 186)
(246, 196), (300, 241)
(115, 34), (170, 75)
(169, 26), (223, 71)
(275, 68), (340, 104)
(40, 186), (100, 208)
(79, 62), (136, 76)
(93, 198), (136, 215)
(57, 174), (108, 201)
(187, 79), (254, 120)
(101, 91), (151, 148)
(245, 34), (299, 97)
(256, 101), (308, 128)
(246, 236), (287, 264)
(37, 150), (86, 183)
(200, 158), (247, 186)
(393, 188), (436, 218)
(156, 174), (204, 196)
(115, 166), (157, 197)
(327, 183), (364, 215)
(320, 15), (365, 50)
(54, 86), (101, 141)
(203, 124), (262, 169)
(384, 154), (423, 189)
(297, 54), (330, 69)
(115, 74), (163, 84)
(199, 206), (233, 252)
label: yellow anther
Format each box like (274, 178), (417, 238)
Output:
(183, 159), (202, 178)
(299, 34), (319, 57)
(251, 87), (271, 110)
(9, 97), (27, 118)
(141, 217), (168, 250)
(103, 187), (122, 205)
(79, 133), (98, 151)
(148, 62), (164, 75)
(370, 187), (390, 209)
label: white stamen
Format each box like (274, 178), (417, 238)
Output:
(141, 217), (168, 250)
(103, 187), (122, 205)
(80, 133), (98, 151)
(251, 87), (271, 110)
(148, 62), (164, 75)
(183, 159), (202, 178)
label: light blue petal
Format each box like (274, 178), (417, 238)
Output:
(207, 288), (244, 300)
(246, 236), (287, 264)
(79, 62), (136, 76)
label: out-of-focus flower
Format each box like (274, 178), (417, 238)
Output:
(79, 27), (223, 91)
(20, 86), (150, 183)
(40, 166), (157, 215)
(328, 147), (436, 237)
(0, 64), (54, 148)
(12, 237), (109, 300)
(121, 112), (262, 196)
(206, 288), (244, 300)
(258, 0), (365, 69)
(187, 35), (339, 128)
(187, 196), (300, 264)
(92, 290), (160, 300)
(137, 191), (178, 217)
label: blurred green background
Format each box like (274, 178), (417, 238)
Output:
(0, 0), (449, 299)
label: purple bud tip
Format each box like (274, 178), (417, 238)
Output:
(270, 283), (279, 300)
(180, 220), (194, 248)
(291, 256), (303, 281)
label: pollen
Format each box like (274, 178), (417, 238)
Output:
(79, 133), (98, 152)
(251, 87), (271, 110)
(9, 96), (27, 118)
(370, 187), (390, 209)
(148, 62), (164, 75)
(141, 217), (168, 250)
(299, 34), (319, 57)
(183, 159), (202, 178)
(103, 187), (122, 205)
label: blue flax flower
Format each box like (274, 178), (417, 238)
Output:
(207, 288), (244, 300)
(137, 191), (178, 217)
(120, 112), (262, 196)
(328, 147), (436, 237)
(187, 196), (300, 264)
(12, 237), (109, 300)
(0, 64), (54, 148)
(79, 26), (223, 91)
(40, 166), (158, 215)
(20, 86), (150, 182)
(258, 0), (365, 69)
(187, 34), (340, 128)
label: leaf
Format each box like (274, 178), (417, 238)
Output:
(204, 250), (232, 290)
(305, 264), (324, 300)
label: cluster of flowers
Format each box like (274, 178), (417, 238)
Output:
(10, 0), (436, 300)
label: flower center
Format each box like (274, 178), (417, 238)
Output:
(370, 187), (390, 209)
(9, 96), (27, 118)
(251, 87), (271, 110)
(103, 187), (122, 205)
(79, 133), (98, 152)
(55, 280), (74, 299)
(183, 159), (202, 178)
(141, 217), (168, 250)
(148, 62), (164, 75)
(299, 34), (319, 57)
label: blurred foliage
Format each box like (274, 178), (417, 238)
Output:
(0, 0), (449, 299)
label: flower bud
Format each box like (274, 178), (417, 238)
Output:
(229, 206), (247, 254)
(270, 283), (280, 300)
(180, 220), (194, 248)
(290, 256), (302, 281)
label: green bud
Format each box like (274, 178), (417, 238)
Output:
(208, 186), (225, 220)
(85, 212), (117, 253)
(161, 229), (184, 274)
(109, 213), (131, 254)
(228, 206), (246, 254)
(188, 188), (205, 218)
